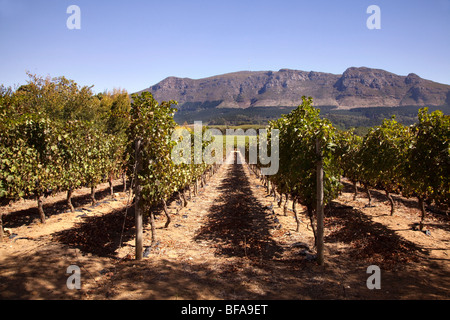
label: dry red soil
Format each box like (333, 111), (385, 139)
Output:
(1, 154), (449, 300)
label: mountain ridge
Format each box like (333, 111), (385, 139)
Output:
(139, 67), (450, 110)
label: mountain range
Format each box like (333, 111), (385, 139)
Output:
(139, 67), (450, 110)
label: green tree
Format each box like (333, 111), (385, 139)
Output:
(335, 129), (363, 200)
(129, 92), (179, 243)
(13, 73), (106, 126)
(267, 97), (341, 241)
(358, 116), (411, 215)
(0, 114), (63, 222)
(404, 108), (450, 229)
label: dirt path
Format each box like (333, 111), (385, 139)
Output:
(88, 152), (324, 299)
(1, 153), (449, 299)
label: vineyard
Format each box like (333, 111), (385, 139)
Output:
(0, 75), (449, 299)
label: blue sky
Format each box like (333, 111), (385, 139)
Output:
(1, 0), (449, 93)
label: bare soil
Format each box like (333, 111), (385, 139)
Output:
(1, 153), (449, 300)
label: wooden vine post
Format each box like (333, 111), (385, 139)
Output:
(316, 137), (324, 266)
(135, 138), (143, 261)
(0, 213), (3, 242)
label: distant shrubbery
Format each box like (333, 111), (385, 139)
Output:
(175, 102), (450, 135)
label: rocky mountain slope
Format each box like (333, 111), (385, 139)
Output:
(139, 67), (450, 110)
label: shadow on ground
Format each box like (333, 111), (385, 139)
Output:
(2, 166), (449, 299)
(52, 204), (145, 258)
(0, 244), (111, 300)
(325, 201), (428, 269)
(194, 160), (283, 260)
(2, 184), (126, 229)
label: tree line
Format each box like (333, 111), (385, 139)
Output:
(249, 96), (449, 248)
(0, 74), (130, 223)
(0, 74), (216, 239)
